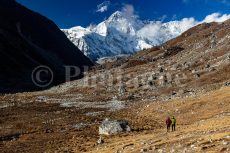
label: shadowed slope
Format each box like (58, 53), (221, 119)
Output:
(0, 0), (93, 93)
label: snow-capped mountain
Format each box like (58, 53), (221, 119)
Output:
(62, 11), (196, 61)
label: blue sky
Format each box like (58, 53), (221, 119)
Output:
(16, 0), (230, 28)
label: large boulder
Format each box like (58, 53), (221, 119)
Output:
(99, 118), (131, 135)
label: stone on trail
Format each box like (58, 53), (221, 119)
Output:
(96, 136), (104, 144)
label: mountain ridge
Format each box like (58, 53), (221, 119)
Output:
(63, 11), (230, 62)
(62, 11), (197, 61)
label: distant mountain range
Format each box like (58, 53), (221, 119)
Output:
(62, 11), (197, 61)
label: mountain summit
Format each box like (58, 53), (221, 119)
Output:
(63, 11), (196, 61)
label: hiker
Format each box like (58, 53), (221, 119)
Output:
(166, 116), (172, 132)
(171, 116), (176, 131)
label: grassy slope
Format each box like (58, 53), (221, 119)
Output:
(88, 87), (230, 153)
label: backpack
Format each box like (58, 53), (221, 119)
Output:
(171, 118), (176, 125)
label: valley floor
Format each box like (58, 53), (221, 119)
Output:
(89, 87), (230, 153)
(0, 87), (230, 153)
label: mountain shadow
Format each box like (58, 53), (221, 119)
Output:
(0, 0), (93, 93)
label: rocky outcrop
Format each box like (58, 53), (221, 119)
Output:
(99, 118), (131, 135)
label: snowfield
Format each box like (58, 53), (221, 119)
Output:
(62, 11), (196, 61)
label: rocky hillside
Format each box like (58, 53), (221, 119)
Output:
(0, 0), (93, 93)
(76, 19), (230, 103)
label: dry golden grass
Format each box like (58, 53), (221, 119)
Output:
(87, 87), (230, 153)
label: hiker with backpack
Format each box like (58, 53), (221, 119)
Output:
(171, 116), (176, 132)
(166, 116), (172, 132)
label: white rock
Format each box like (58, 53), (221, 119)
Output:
(99, 118), (130, 135)
(223, 141), (229, 145)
